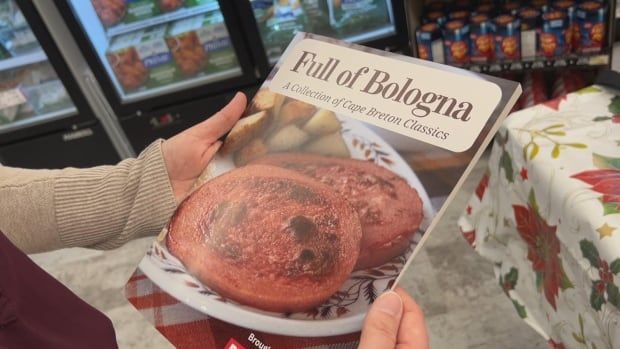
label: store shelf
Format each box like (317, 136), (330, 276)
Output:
(465, 53), (611, 74)
(113, 67), (243, 103)
(0, 49), (46, 72)
(106, 3), (220, 38)
(0, 106), (76, 134)
(342, 26), (396, 45)
(267, 26), (398, 65)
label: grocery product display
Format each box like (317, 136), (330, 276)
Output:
(469, 13), (494, 63)
(576, 1), (608, 53)
(107, 25), (179, 91)
(541, 9), (570, 57)
(166, 12), (239, 76)
(0, 0), (75, 132)
(66, 0), (241, 103)
(48, 0), (409, 154)
(493, 14), (521, 61)
(443, 19), (470, 65)
(414, 0), (614, 72)
(251, 0), (398, 63)
(416, 21), (444, 61)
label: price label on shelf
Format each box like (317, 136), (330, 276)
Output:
(0, 88), (26, 109)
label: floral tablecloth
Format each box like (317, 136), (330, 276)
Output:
(458, 85), (620, 349)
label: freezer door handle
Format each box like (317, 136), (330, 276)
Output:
(82, 73), (136, 158)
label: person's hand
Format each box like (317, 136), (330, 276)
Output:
(162, 92), (246, 203)
(359, 287), (429, 349)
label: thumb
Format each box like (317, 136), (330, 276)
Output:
(359, 291), (403, 349)
(190, 92), (247, 142)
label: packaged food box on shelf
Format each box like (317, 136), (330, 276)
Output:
(184, 0), (216, 8)
(20, 80), (73, 115)
(92, 0), (185, 28)
(301, 0), (331, 35)
(576, 1), (608, 54)
(123, 0), (161, 24)
(106, 24), (181, 92)
(0, 20), (38, 57)
(0, 61), (70, 124)
(0, 1), (15, 29)
(0, 62), (57, 90)
(328, 0), (392, 38)
(158, 0), (185, 13)
(254, 0), (378, 61)
(443, 19), (470, 66)
(470, 13), (494, 63)
(165, 11), (237, 78)
(92, 0), (128, 27)
(541, 9), (571, 58)
(0, 0), (35, 57)
(0, 88), (32, 125)
(262, 0), (307, 60)
(0, 0), (26, 29)
(494, 14), (521, 61)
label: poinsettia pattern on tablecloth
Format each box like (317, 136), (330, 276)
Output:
(458, 86), (620, 349)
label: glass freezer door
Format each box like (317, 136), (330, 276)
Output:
(65, 0), (243, 104)
(0, 0), (76, 135)
(251, 0), (396, 63)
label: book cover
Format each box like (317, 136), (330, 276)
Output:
(125, 32), (521, 348)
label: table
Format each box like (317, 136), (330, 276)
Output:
(125, 270), (361, 349)
(458, 85), (620, 349)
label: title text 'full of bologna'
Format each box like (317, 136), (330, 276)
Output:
(290, 50), (474, 121)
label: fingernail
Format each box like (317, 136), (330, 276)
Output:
(374, 291), (403, 317)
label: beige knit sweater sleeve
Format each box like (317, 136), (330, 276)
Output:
(0, 140), (178, 254)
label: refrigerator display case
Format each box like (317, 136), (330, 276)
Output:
(0, 0), (119, 168)
(241, 0), (409, 64)
(57, 0), (264, 151)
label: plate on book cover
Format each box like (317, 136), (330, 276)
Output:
(139, 116), (435, 337)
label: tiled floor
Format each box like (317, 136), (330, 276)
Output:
(398, 155), (547, 349)
(30, 154), (548, 349)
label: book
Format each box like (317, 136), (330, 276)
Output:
(125, 32), (521, 349)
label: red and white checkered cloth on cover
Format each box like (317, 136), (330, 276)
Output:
(125, 269), (361, 349)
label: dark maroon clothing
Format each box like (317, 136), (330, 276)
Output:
(0, 231), (118, 349)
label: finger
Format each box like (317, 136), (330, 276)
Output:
(190, 92), (247, 142)
(394, 287), (429, 349)
(199, 141), (222, 165)
(359, 291), (403, 349)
